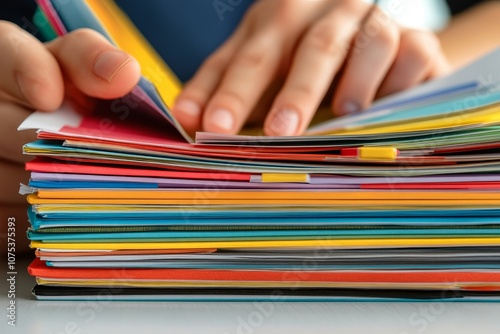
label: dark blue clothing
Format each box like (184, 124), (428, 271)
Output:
(0, 0), (486, 82)
(115, 0), (253, 82)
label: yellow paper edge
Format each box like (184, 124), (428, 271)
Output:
(324, 104), (500, 135)
(85, 0), (182, 108)
(27, 195), (500, 206)
(31, 237), (500, 250)
(34, 189), (500, 200)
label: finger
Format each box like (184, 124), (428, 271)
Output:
(264, 5), (363, 136)
(0, 102), (36, 163)
(332, 8), (400, 115)
(0, 21), (64, 111)
(0, 161), (30, 204)
(172, 19), (250, 133)
(46, 28), (141, 101)
(377, 29), (449, 97)
(201, 31), (283, 134)
(247, 78), (284, 126)
(427, 53), (451, 79)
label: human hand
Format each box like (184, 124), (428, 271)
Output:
(0, 22), (140, 251)
(173, 0), (450, 136)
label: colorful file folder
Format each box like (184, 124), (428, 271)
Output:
(18, 0), (500, 301)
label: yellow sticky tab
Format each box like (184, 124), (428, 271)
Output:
(358, 147), (398, 160)
(261, 173), (310, 183)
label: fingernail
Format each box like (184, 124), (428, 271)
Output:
(341, 101), (361, 114)
(268, 108), (300, 136)
(93, 50), (133, 82)
(174, 99), (201, 118)
(210, 108), (234, 132)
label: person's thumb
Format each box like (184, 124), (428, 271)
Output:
(46, 28), (141, 101)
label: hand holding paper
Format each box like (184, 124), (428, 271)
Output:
(0, 19), (142, 204)
(173, 0), (450, 136)
(14, 0), (500, 301)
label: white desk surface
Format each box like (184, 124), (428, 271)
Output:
(2, 257), (499, 334)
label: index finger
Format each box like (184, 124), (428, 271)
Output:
(263, 5), (362, 136)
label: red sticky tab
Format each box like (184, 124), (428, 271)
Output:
(340, 148), (358, 157)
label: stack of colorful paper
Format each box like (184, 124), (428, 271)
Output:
(20, 0), (500, 301)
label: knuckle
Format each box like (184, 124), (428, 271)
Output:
(401, 30), (440, 67)
(306, 22), (342, 56)
(65, 28), (104, 44)
(202, 53), (229, 73)
(373, 23), (399, 51)
(286, 84), (316, 101)
(215, 89), (247, 109)
(234, 48), (267, 68)
(354, 5), (399, 49)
